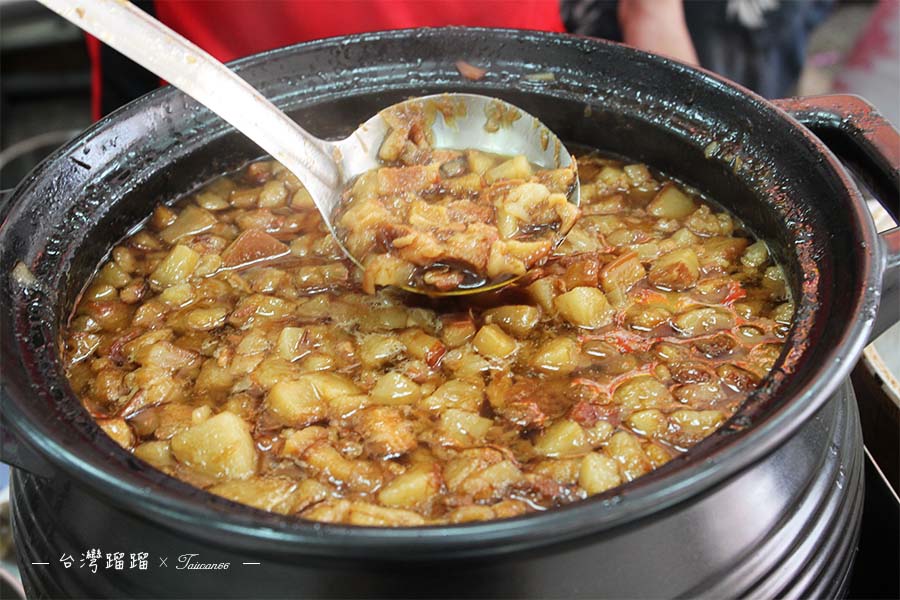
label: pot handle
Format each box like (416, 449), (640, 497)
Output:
(772, 94), (900, 340)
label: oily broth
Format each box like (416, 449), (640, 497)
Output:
(63, 153), (792, 526)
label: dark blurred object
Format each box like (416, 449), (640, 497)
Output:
(0, 496), (12, 562)
(0, 0), (91, 188)
(89, 0), (159, 117)
(848, 319), (900, 599)
(561, 1), (623, 46)
(846, 451), (900, 599)
(563, 0), (837, 98)
(0, 566), (25, 600)
(835, 0), (900, 127)
(0, 494), (23, 600)
(852, 341), (900, 495)
(0, 130), (80, 190)
(685, 0), (836, 98)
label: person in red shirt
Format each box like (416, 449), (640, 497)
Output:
(87, 0), (698, 118)
(156, 0), (568, 62)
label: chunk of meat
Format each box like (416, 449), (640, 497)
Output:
(693, 333), (737, 358)
(351, 406), (418, 458)
(487, 375), (570, 429)
(568, 400), (604, 428)
(669, 361), (715, 384)
(221, 229), (290, 270)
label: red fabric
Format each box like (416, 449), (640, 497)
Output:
(90, 1), (564, 119)
(86, 34), (102, 121)
(154, 0), (565, 63)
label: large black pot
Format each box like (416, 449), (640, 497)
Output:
(1, 29), (898, 598)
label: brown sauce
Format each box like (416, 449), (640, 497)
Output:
(62, 153), (793, 526)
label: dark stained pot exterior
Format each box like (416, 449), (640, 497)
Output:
(1, 29), (898, 598)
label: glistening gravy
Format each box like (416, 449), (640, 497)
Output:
(62, 153), (792, 526)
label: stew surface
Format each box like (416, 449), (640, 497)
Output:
(63, 153), (792, 526)
(335, 101), (578, 294)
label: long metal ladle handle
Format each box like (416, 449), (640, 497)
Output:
(38, 0), (340, 198)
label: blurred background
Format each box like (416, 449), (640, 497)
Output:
(1, 0), (897, 190)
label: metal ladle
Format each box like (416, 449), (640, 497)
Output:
(40, 0), (579, 295)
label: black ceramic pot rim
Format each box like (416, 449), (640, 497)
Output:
(0, 28), (884, 560)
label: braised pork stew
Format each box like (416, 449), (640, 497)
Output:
(63, 154), (792, 526)
(336, 148), (578, 294)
